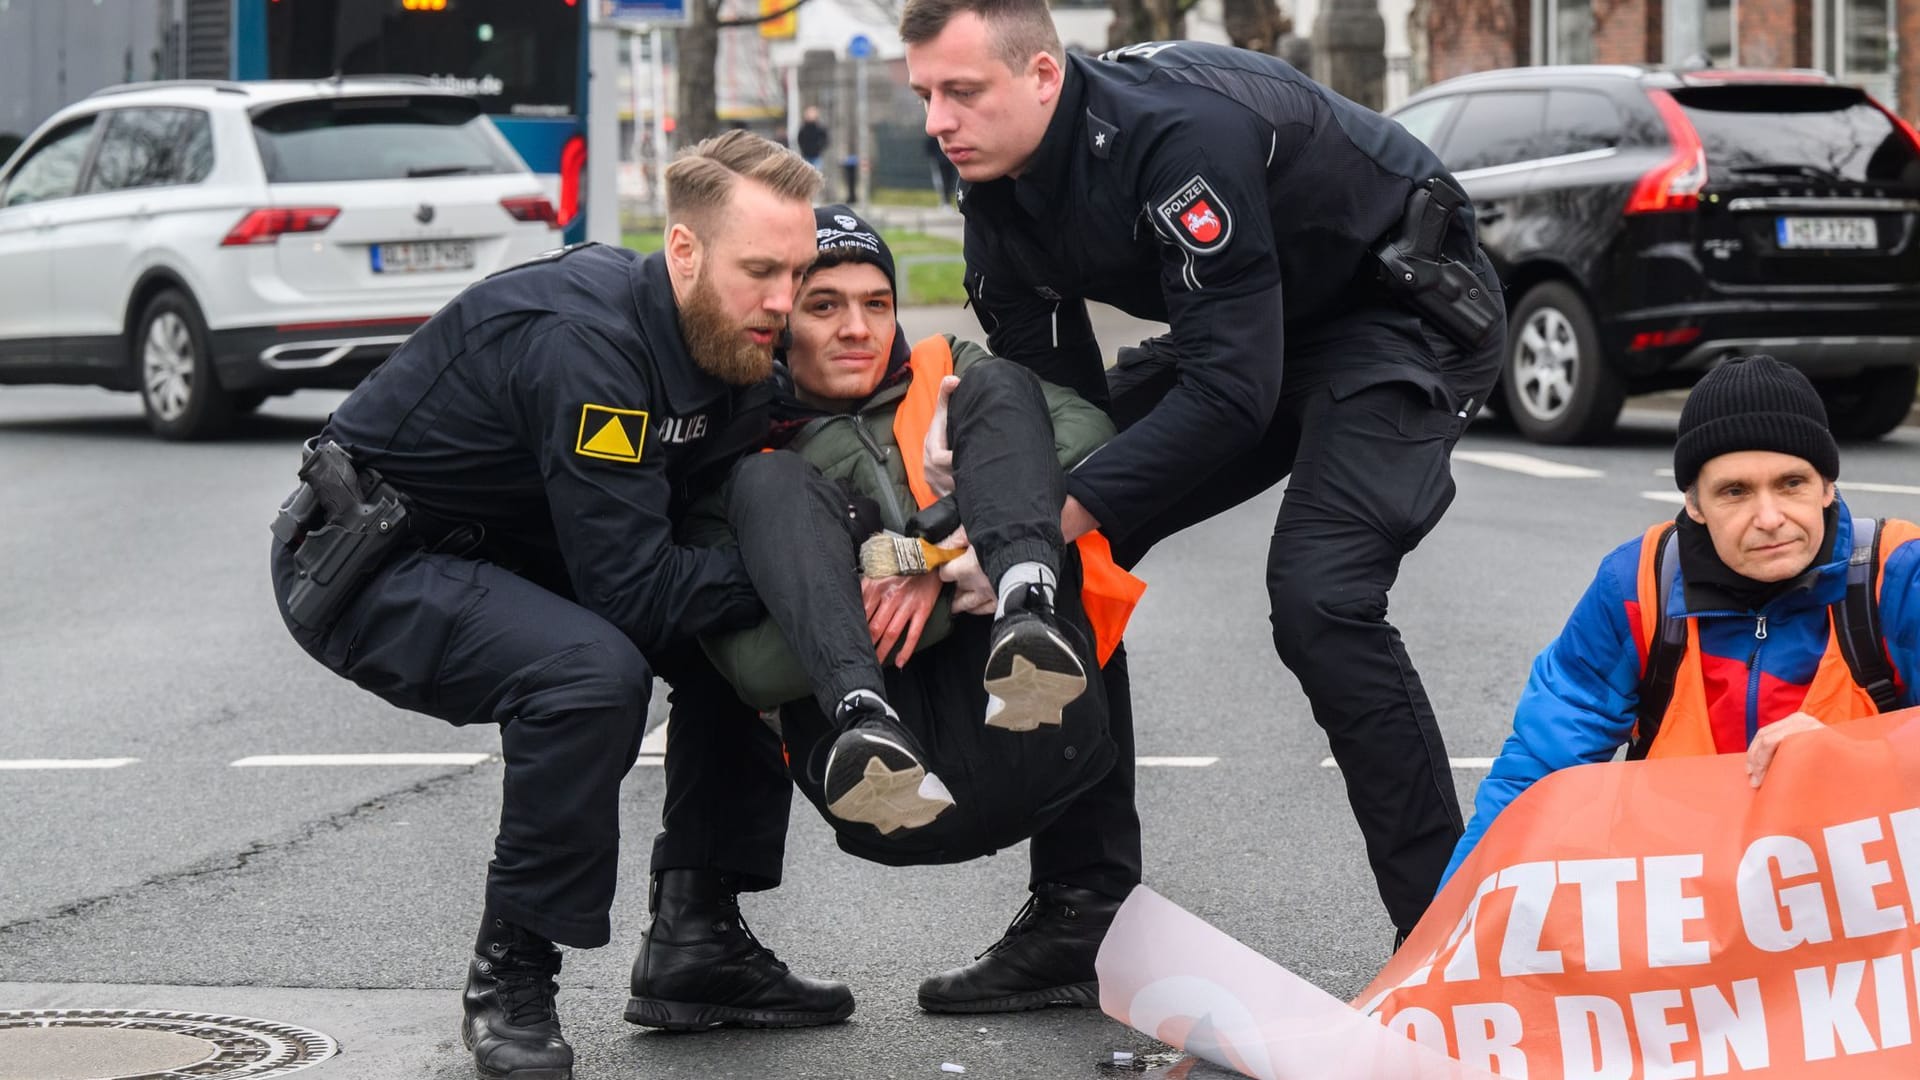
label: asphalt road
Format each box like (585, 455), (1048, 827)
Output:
(3, 306), (1917, 1080)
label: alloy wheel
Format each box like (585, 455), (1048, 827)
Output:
(1512, 306), (1581, 423)
(143, 311), (195, 422)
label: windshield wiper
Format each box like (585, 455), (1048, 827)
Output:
(1727, 162), (1844, 182)
(405, 164), (490, 178)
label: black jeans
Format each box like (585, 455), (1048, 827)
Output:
(723, 358), (1142, 898)
(727, 356), (1067, 718)
(1101, 281), (1504, 935)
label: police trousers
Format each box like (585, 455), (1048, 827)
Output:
(270, 541), (786, 949)
(1104, 266), (1505, 935)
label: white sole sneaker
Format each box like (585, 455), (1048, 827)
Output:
(823, 730), (955, 835)
(983, 619), (1087, 732)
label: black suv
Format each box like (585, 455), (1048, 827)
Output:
(1391, 66), (1920, 443)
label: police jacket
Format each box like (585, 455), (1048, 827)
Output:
(682, 331), (1115, 708)
(1440, 496), (1920, 888)
(960, 42), (1470, 535)
(321, 243), (766, 657)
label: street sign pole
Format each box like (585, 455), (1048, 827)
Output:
(652, 28), (670, 220)
(847, 34), (873, 209)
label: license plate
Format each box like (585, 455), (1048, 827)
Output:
(371, 239), (475, 274)
(1775, 216), (1878, 250)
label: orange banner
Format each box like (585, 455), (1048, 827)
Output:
(1358, 707), (1920, 1079)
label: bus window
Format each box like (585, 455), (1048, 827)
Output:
(266, 0), (582, 119)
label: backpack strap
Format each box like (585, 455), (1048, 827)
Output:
(1832, 516), (1898, 712)
(1629, 523), (1686, 761)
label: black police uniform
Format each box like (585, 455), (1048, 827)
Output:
(268, 243), (793, 950)
(959, 42), (1507, 935)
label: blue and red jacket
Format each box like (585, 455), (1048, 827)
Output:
(1441, 496), (1920, 888)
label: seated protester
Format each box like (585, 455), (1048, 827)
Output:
(1441, 355), (1920, 889)
(682, 206), (1143, 865)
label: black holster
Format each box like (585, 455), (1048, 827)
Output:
(1372, 178), (1501, 351)
(271, 439), (412, 631)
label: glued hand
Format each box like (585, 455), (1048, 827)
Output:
(1746, 711), (1826, 788)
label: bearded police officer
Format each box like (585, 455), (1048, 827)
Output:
(901, 0), (1508, 963)
(269, 132), (852, 1080)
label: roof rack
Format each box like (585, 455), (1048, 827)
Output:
(88, 80), (252, 99)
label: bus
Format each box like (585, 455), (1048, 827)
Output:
(0, 0), (591, 241)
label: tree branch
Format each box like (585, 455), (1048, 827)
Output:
(718, 0), (814, 27)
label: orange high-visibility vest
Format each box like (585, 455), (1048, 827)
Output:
(891, 335), (1144, 665)
(1631, 517), (1920, 758)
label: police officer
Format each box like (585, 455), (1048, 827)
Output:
(900, 1), (1507, 963)
(268, 132), (851, 1080)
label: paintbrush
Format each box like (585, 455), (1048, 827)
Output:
(860, 531), (966, 578)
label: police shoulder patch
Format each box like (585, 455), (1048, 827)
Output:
(575, 404), (649, 463)
(1154, 175), (1232, 256)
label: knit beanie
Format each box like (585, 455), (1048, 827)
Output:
(1673, 354), (1839, 490)
(810, 205), (895, 294)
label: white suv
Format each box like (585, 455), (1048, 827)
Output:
(0, 79), (562, 438)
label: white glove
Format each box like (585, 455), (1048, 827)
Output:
(922, 374), (960, 500)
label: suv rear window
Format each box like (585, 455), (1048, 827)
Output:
(1671, 85), (1920, 185)
(251, 96), (523, 183)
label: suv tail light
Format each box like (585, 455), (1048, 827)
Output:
(221, 207), (339, 246)
(1871, 100), (1920, 155)
(1627, 90), (1708, 214)
(501, 195), (562, 229)
(558, 134), (587, 227)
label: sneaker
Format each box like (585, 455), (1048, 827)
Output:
(982, 584), (1087, 732)
(823, 693), (955, 835)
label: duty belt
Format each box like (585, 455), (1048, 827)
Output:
(272, 438), (413, 631)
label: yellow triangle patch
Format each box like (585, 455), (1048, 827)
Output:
(575, 404), (648, 463)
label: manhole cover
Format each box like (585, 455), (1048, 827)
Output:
(0, 1009), (338, 1080)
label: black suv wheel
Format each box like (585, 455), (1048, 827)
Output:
(1815, 367), (1919, 442)
(1501, 282), (1625, 445)
(135, 288), (235, 441)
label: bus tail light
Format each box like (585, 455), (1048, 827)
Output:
(221, 206), (339, 245)
(558, 134), (588, 227)
(501, 195), (562, 228)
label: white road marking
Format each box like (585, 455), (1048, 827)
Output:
(231, 753), (492, 767)
(1641, 490), (1687, 505)
(1454, 451), (1603, 479)
(1844, 481), (1920, 497)
(1137, 756), (1218, 767)
(1321, 756), (1495, 769)
(639, 722), (670, 756)
(0, 758), (139, 770)
(636, 755), (665, 767)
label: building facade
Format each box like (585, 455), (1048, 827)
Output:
(1418, 0), (1916, 121)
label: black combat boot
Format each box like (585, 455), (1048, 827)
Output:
(626, 870), (856, 1031)
(983, 583), (1087, 732)
(917, 883), (1121, 1013)
(462, 915), (573, 1080)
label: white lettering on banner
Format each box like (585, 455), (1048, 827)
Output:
(1690, 979), (1770, 1075)
(1797, 960), (1879, 1060)
(1440, 873), (1500, 984)
(1386, 1005), (1448, 1048)
(1500, 862), (1565, 977)
(1630, 989), (1695, 1079)
(1556, 995), (1633, 1080)
(1738, 835), (1834, 951)
(1453, 1002), (1528, 1076)
(1873, 953), (1913, 1048)
(1560, 858), (1638, 973)
(1647, 855), (1712, 968)
(1891, 808), (1920, 905)
(1826, 818), (1908, 938)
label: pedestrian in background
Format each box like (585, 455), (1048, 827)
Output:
(926, 133), (960, 208)
(797, 105), (829, 171)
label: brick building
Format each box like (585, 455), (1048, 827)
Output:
(1415, 0), (1918, 122)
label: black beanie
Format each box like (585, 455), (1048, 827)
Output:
(1673, 354), (1839, 491)
(811, 205), (896, 294)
